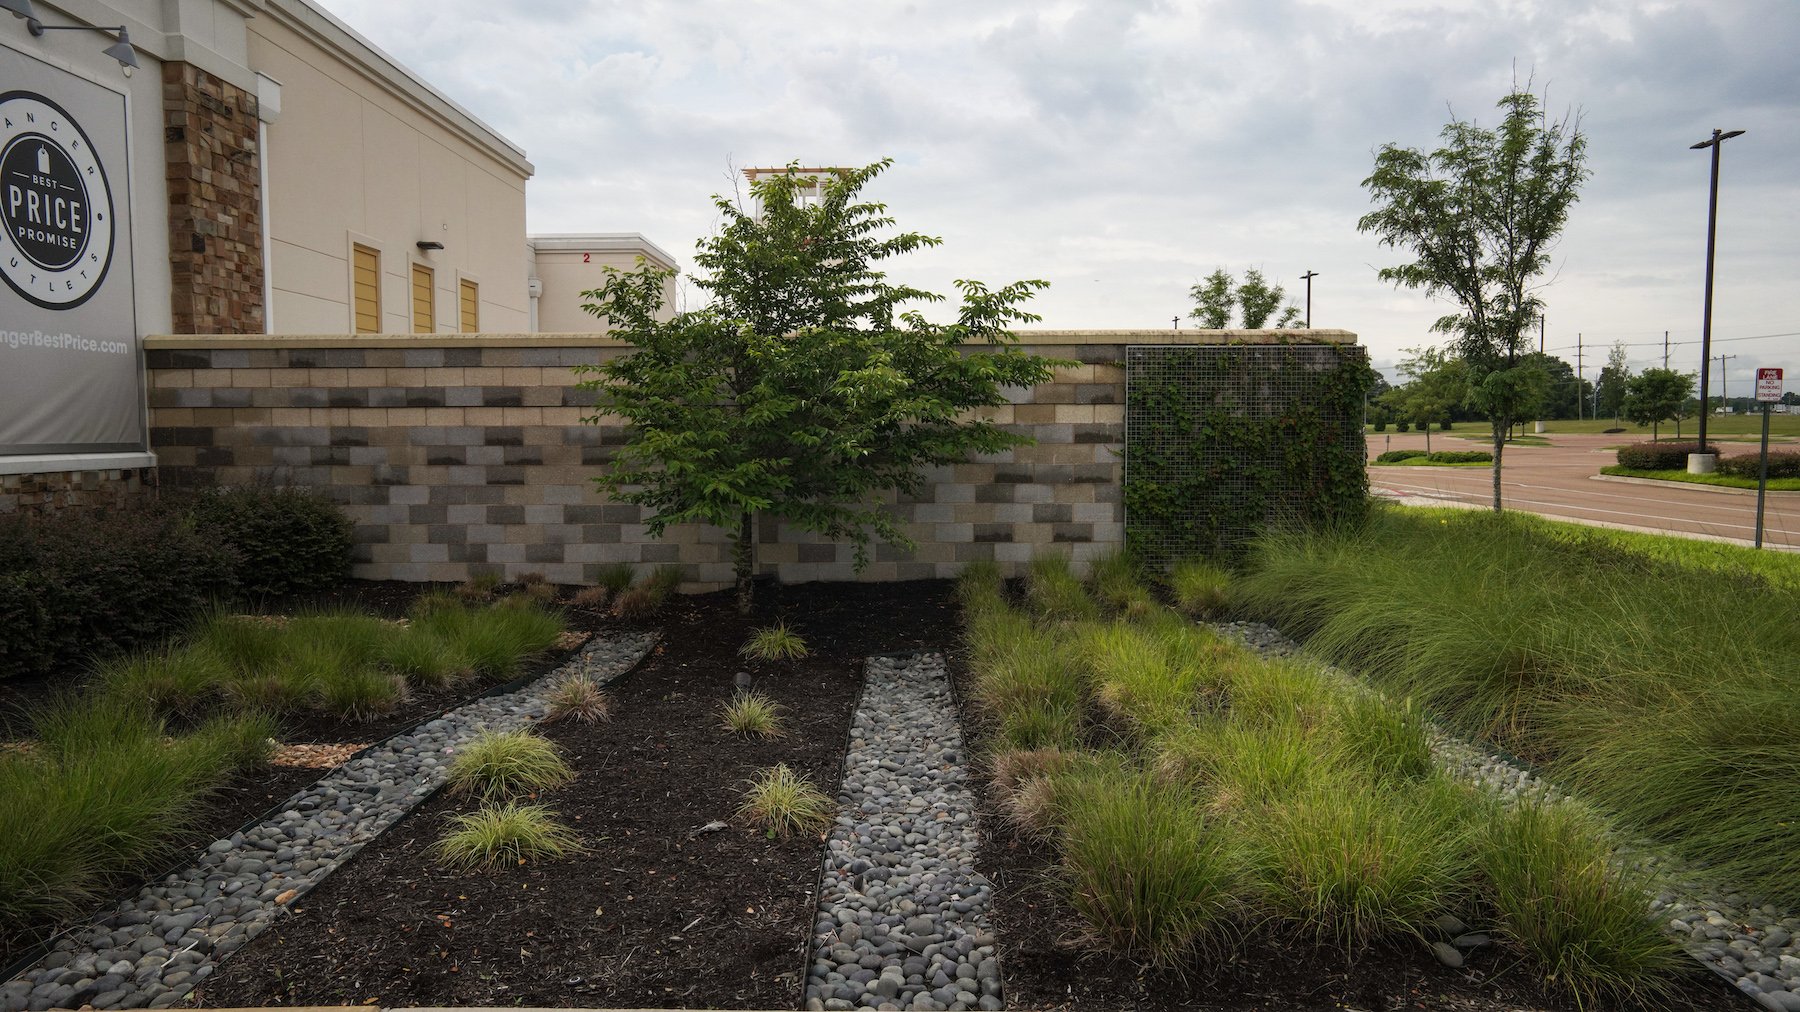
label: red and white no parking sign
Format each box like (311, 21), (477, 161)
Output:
(1755, 367), (1783, 403)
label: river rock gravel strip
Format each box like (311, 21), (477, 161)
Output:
(1215, 619), (1798, 1012)
(0, 631), (657, 1012)
(806, 653), (1002, 1012)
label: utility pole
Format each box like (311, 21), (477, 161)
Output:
(1300, 270), (1319, 328)
(1663, 331), (1670, 369)
(1539, 315), (1545, 354)
(1718, 353), (1738, 410)
(1172, 316), (1180, 330)
(1576, 333), (1584, 421)
(1692, 127), (1746, 455)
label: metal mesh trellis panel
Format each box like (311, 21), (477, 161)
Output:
(1124, 343), (1369, 567)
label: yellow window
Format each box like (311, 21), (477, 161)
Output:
(459, 278), (478, 332)
(411, 264), (435, 333)
(352, 244), (380, 334)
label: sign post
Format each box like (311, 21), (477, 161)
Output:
(1753, 368), (1783, 548)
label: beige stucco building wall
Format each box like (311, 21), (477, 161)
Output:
(248, 1), (534, 335)
(527, 234), (681, 334)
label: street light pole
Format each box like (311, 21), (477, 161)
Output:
(1691, 127), (1745, 457)
(1300, 270), (1318, 328)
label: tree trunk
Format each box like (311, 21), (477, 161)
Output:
(1423, 422), (1432, 455)
(733, 510), (756, 614)
(1490, 418), (1506, 512)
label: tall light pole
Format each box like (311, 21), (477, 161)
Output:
(1300, 270), (1318, 328)
(1691, 127), (1745, 457)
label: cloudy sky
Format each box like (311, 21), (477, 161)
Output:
(320, 0), (1798, 391)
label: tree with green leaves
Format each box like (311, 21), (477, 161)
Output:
(1385, 345), (1471, 453)
(1358, 85), (1589, 510)
(1622, 367), (1695, 441)
(1187, 268), (1304, 329)
(575, 160), (1065, 612)
(1596, 341), (1632, 422)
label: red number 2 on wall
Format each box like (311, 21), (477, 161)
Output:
(583, 253), (590, 263)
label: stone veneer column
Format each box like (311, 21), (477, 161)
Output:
(162, 63), (264, 334)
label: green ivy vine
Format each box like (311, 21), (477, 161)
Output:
(1124, 344), (1374, 566)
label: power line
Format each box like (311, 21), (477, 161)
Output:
(1541, 330), (1800, 355)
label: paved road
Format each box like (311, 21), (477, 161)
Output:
(1366, 431), (1800, 551)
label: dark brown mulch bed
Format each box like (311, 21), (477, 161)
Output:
(196, 579), (957, 1010)
(949, 650), (1748, 1012)
(0, 580), (606, 973)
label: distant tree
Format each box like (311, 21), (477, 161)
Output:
(1386, 346), (1471, 453)
(1622, 368), (1695, 441)
(576, 159), (1064, 612)
(1359, 84), (1589, 511)
(1517, 351), (1588, 420)
(1187, 267), (1303, 329)
(1782, 391), (1799, 406)
(1596, 341), (1632, 422)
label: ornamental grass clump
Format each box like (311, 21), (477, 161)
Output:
(1057, 765), (1241, 967)
(737, 763), (834, 837)
(96, 645), (226, 715)
(720, 690), (784, 738)
(1245, 776), (1479, 952)
(741, 621), (808, 662)
(447, 730), (574, 801)
(1233, 506), (1800, 903)
(1025, 555), (1099, 622)
(1478, 799), (1685, 1008)
(0, 698), (272, 932)
(432, 802), (583, 870)
(955, 560), (1010, 620)
(1168, 557), (1231, 618)
(1088, 549), (1156, 617)
(543, 676), (613, 725)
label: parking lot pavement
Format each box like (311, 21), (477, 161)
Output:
(1366, 431), (1800, 551)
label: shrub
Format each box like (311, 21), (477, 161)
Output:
(741, 621), (808, 662)
(446, 730), (574, 801)
(1395, 421), (1409, 432)
(737, 764), (834, 837)
(1426, 450), (1492, 464)
(1168, 558), (1230, 617)
(185, 485), (352, 597)
(1614, 441), (1711, 470)
(1478, 800), (1684, 1007)
(1372, 418), (1387, 432)
(1058, 766), (1240, 966)
(432, 802), (583, 870)
(720, 690), (784, 738)
(1375, 449), (1427, 463)
(1440, 419), (1453, 431)
(1718, 449), (1800, 480)
(543, 676), (613, 724)
(0, 505), (236, 681)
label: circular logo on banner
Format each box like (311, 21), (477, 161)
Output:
(0, 90), (115, 310)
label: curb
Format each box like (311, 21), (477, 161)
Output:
(1591, 473), (1800, 497)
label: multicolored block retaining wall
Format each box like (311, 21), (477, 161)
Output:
(143, 329), (1357, 589)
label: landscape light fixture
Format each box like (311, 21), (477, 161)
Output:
(416, 240), (445, 251)
(24, 15), (139, 75)
(1689, 127), (1745, 457)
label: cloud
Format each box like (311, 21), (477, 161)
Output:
(318, 0), (1800, 374)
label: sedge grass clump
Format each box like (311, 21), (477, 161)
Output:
(570, 585), (612, 611)
(1024, 555), (1099, 622)
(737, 763), (834, 837)
(1168, 558), (1231, 618)
(720, 690), (785, 738)
(432, 802), (583, 870)
(455, 571), (502, 603)
(446, 730), (574, 801)
(741, 621), (808, 662)
(1246, 777), (1477, 953)
(1057, 765), (1241, 966)
(596, 562), (638, 596)
(1478, 798), (1685, 1008)
(410, 595), (564, 678)
(543, 676), (613, 724)
(380, 629), (473, 689)
(1088, 549), (1155, 617)
(96, 646), (225, 715)
(955, 560), (1009, 620)
(1325, 692), (1434, 787)
(316, 669), (408, 720)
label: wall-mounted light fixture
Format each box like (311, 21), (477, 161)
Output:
(19, 7), (140, 77)
(416, 240), (445, 251)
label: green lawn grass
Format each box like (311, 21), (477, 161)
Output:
(1370, 458), (1490, 468)
(1539, 414), (1800, 441)
(1600, 465), (1800, 492)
